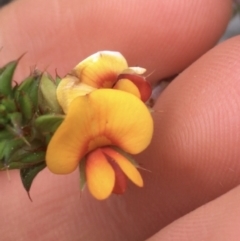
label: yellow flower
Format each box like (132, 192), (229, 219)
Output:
(46, 89), (153, 199)
(57, 51), (152, 113)
(46, 51), (153, 200)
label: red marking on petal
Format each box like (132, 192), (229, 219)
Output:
(104, 153), (127, 195)
(117, 74), (152, 102)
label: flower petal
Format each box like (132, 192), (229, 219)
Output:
(86, 148), (115, 200)
(57, 76), (96, 113)
(72, 51), (128, 88)
(103, 147), (143, 187)
(113, 79), (141, 99)
(108, 158), (127, 194)
(122, 67), (146, 75)
(46, 89), (153, 174)
(117, 74), (152, 102)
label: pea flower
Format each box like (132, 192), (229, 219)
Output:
(46, 51), (153, 200)
(57, 51), (152, 113)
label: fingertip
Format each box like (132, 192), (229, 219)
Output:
(0, 0), (232, 83)
(150, 35), (240, 199)
(147, 186), (240, 241)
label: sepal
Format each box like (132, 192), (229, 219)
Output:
(34, 114), (64, 134)
(14, 74), (40, 109)
(0, 60), (18, 97)
(38, 74), (63, 114)
(20, 162), (46, 198)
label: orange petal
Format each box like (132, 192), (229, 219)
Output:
(46, 89), (153, 174)
(73, 51), (128, 88)
(57, 76), (96, 113)
(103, 147), (143, 187)
(113, 78), (141, 99)
(86, 148), (115, 200)
(117, 74), (152, 102)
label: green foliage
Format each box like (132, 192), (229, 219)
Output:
(0, 60), (18, 97)
(34, 114), (64, 134)
(0, 60), (64, 196)
(38, 74), (63, 114)
(20, 162), (46, 198)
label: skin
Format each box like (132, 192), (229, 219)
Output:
(0, 0), (239, 240)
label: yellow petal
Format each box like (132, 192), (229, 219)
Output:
(46, 89), (153, 174)
(86, 148), (115, 200)
(102, 147), (143, 187)
(117, 74), (152, 102)
(73, 51), (128, 88)
(113, 79), (141, 99)
(57, 76), (96, 113)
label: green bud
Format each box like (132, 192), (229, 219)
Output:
(38, 74), (63, 114)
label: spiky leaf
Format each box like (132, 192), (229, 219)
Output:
(18, 92), (34, 123)
(34, 114), (64, 134)
(20, 162), (46, 194)
(0, 60), (18, 97)
(15, 75), (40, 110)
(1, 98), (16, 113)
(8, 151), (45, 169)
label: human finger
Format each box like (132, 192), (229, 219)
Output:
(0, 0), (231, 84)
(147, 185), (240, 241)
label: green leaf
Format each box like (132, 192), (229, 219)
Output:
(18, 92), (34, 123)
(0, 60), (18, 97)
(20, 162), (46, 196)
(1, 98), (17, 113)
(0, 129), (14, 141)
(0, 140), (7, 160)
(79, 158), (87, 191)
(8, 151), (45, 169)
(0, 104), (6, 115)
(4, 138), (26, 161)
(0, 117), (8, 126)
(38, 74), (63, 114)
(10, 150), (45, 164)
(34, 114), (64, 133)
(7, 112), (22, 128)
(0, 137), (27, 169)
(15, 74), (40, 110)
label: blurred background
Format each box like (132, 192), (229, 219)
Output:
(0, 0), (239, 42)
